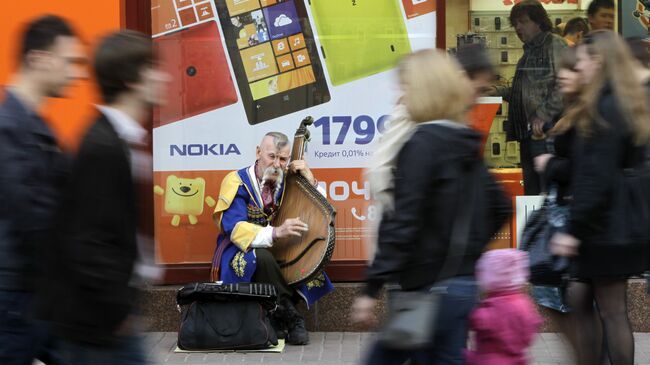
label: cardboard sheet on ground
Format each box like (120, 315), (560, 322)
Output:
(173, 340), (285, 353)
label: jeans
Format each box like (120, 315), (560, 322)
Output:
(0, 290), (55, 365)
(531, 285), (569, 313)
(54, 335), (148, 365)
(364, 276), (478, 365)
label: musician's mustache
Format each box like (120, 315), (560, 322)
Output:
(262, 166), (284, 184)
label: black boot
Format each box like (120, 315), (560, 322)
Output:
(280, 299), (309, 345)
(269, 308), (287, 340)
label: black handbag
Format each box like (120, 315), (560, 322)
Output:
(176, 282), (279, 351)
(379, 161), (479, 350)
(520, 187), (569, 286)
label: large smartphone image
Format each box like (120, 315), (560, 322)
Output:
(215, 0), (331, 125)
(153, 21), (238, 127)
(309, 0), (412, 86)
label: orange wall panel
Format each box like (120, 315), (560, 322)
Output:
(0, 1), (125, 151)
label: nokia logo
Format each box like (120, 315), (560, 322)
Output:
(170, 143), (241, 156)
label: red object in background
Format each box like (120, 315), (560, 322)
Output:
(468, 97), (502, 152)
(401, 0), (436, 19)
(153, 21), (238, 127)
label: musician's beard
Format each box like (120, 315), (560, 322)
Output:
(261, 166), (283, 205)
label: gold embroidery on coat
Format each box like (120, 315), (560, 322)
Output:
(231, 252), (247, 278)
(306, 273), (325, 289)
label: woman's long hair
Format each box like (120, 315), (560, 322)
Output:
(562, 30), (650, 144)
(551, 47), (579, 136)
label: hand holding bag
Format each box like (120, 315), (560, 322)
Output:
(520, 185), (569, 286)
(379, 162), (479, 350)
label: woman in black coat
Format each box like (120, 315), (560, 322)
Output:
(551, 31), (650, 365)
(350, 49), (512, 365)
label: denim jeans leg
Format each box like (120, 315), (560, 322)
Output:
(431, 276), (478, 365)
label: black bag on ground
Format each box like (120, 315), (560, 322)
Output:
(520, 194), (569, 286)
(176, 282), (278, 351)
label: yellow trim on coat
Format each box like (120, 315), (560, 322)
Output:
(231, 221), (262, 252)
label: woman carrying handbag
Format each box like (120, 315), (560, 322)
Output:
(550, 30), (650, 365)
(350, 49), (512, 365)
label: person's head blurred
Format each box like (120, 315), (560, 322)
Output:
(476, 249), (529, 295)
(557, 47), (581, 97)
(509, 0), (553, 44)
(454, 44), (495, 99)
(19, 15), (86, 98)
(587, 0), (615, 31)
(571, 30), (650, 144)
(256, 132), (290, 184)
(94, 30), (168, 111)
(563, 17), (589, 45)
(398, 49), (473, 124)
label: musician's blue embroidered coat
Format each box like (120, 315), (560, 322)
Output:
(210, 166), (333, 307)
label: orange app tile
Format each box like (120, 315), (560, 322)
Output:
(195, 2), (215, 21)
(292, 49), (311, 67)
(260, 0), (277, 6)
(272, 38), (290, 55)
(225, 0), (260, 16)
(175, 0), (193, 8)
(179, 8), (198, 26)
(401, 0), (436, 19)
(276, 54), (295, 72)
(151, 0), (181, 36)
(288, 33), (305, 51)
(241, 43), (278, 82)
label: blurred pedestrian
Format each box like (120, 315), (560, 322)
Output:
(562, 17), (589, 47)
(45, 30), (168, 365)
(465, 249), (542, 365)
(492, 0), (567, 195)
(551, 30), (650, 365)
(351, 49), (511, 365)
(587, 0), (615, 31)
(365, 43), (495, 262)
(0, 15), (86, 365)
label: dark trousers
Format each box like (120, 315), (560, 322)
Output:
(364, 276), (478, 365)
(0, 290), (55, 365)
(520, 136), (542, 195)
(252, 248), (294, 302)
(53, 335), (147, 365)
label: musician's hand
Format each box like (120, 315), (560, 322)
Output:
(289, 160), (316, 185)
(274, 217), (309, 239)
(351, 295), (377, 328)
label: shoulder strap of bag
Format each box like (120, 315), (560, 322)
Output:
(435, 161), (480, 283)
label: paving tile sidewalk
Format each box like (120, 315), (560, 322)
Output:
(147, 332), (650, 365)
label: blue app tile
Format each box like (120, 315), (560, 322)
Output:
(263, 1), (302, 40)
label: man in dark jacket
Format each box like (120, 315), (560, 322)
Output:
(0, 15), (86, 365)
(47, 31), (168, 364)
(494, 0), (566, 195)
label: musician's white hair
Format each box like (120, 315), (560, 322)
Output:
(264, 132), (289, 150)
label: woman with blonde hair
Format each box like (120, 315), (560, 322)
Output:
(551, 30), (650, 365)
(351, 49), (511, 364)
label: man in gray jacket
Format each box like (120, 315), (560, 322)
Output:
(494, 0), (566, 195)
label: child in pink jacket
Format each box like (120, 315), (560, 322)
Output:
(465, 249), (542, 365)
